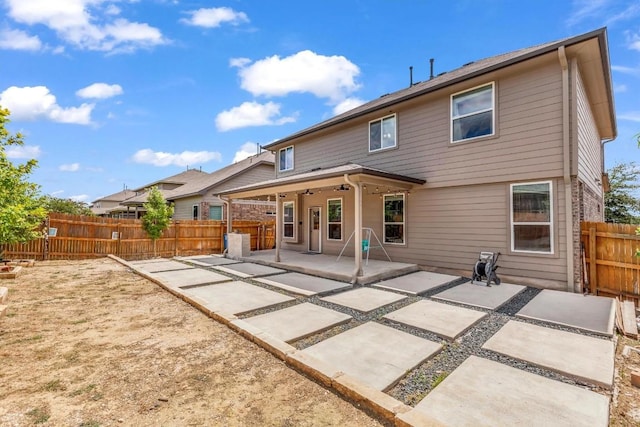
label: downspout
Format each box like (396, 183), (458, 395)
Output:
(344, 174), (363, 283)
(219, 195), (232, 256)
(559, 46), (575, 293)
(274, 192), (281, 262)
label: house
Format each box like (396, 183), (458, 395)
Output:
(219, 28), (616, 291)
(113, 151), (275, 221)
(91, 189), (137, 218)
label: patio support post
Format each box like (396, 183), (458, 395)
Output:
(218, 195), (232, 255)
(344, 174), (363, 282)
(275, 192), (281, 262)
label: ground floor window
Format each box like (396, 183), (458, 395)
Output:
(192, 204), (199, 220)
(283, 201), (295, 239)
(209, 205), (222, 220)
(383, 194), (404, 244)
(511, 181), (553, 253)
(327, 198), (342, 240)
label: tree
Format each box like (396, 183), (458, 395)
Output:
(0, 108), (47, 258)
(40, 195), (94, 216)
(141, 186), (174, 257)
(604, 162), (640, 224)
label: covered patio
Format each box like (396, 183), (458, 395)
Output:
(217, 163), (426, 284)
(242, 248), (419, 285)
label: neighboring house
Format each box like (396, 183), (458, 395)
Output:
(164, 151), (275, 220)
(91, 189), (137, 218)
(219, 28), (616, 291)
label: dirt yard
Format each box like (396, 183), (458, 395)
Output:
(611, 335), (640, 426)
(0, 259), (383, 426)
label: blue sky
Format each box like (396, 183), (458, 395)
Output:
(0, 0), (638, 203)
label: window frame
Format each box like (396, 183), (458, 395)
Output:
(383, 193), (405, 245)
(282, 200), (295, 240)
(510, 180), (554, 254)
(327, 198), (343, 241)
(368, 114), (397, 153)
(450, 82), (495, 143)
(279, 146), (294, 172)
(192, 204), (199, 220)
(209, 204), (223, 220)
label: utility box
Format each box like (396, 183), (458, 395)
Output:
(227, 233), (250, 259)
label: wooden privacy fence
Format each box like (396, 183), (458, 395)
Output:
(581, 222), (640, 303)
(1, 213), (275, 261)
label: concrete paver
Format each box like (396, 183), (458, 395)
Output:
(152, 268), (232, 288)
(301, 322), (442, 391)
(409, 356), (609, 427)
(256, 272), (351, 296)
(178, 255), (241, 267)
(482, 320), (614, 388)
(432, 281), (526, 310)
(243, 302), (352, 342)
(321, 288), (407, 313)
(374, 271), (460, 295)
(131, 260), (194, 273)
(383, 300), (488, 340)
(183, 281), (295, 315)
(213, 262), (286, 278)
(516, 289), (615, 336)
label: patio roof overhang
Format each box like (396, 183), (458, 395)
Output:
(217, 163), (426, 200)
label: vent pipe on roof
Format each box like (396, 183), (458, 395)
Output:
(429, 58), (435, 80)
(409, 66), (413, 86)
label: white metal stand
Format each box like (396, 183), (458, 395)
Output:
(337, 227), (391, 265)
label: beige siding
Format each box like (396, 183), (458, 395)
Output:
(209, 164), (275, 194)
(575, 66), (603, 196)
(173, 196), (201, 220)
(284, 54), (564, 188)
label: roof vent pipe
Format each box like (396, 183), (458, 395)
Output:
(409, 66), (413, 86)
(430, 58), (435, 80)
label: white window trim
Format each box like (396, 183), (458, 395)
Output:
(279, 146), (294, 172)
(282, 200), (296, 240)
(327, 197), (343, 241)
(368, 114), (397, 153)
(450, 82), (495, 143)
(192, 204), (199, 220)
(383, 193), (405, 245)
(510, 180), (554, 254)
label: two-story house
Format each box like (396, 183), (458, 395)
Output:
(219, 28), (616, 292)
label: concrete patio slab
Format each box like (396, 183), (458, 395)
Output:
(131, 260), (194, 273)
(516, 289), (615, 336)
(482, 320), (614, 388)
(256, 272), (351, 296)
(301, 322), (442, 391)
(243, 303), (352, 342)
(179, 255), (241, 267)
(152, 268), (232, 288)
(432, 281), (526, 310)
(373, 271), (460, 295)
(183, 281), (295, 315)
(383, 300), (488, 340)
(213, 262), (286, 278)
(320, 288), (407, 313)
(409, 356), (609, 427)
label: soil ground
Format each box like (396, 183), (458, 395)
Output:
(611, 335), (640, 426)
(0, 259), (383, 427)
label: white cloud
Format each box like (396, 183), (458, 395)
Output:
(215, 101), (297, 132)
(0, 28), (42, 51)
(233, 142), (260, 163)
(76, 83), (123, 99)
(180, 7), (249, 28)
(614, 84), (627, 93)
(70, 194), (89, 202)
(618, 111), (640, 122)
(626, 31), (640, 51)
(5, 0), (168, 53)
(0, 86), (94, 125)
(132, 149), (222, 167)
(233, 50), (361, 103)
(59, 162), (80, 172)
(612, 65), (640, 76)
(333, 97), (366, 116)
(5, 144), (41, 159)
(229, 57), (251, 68)
(565, 0), (609, 26)
(50, 190), (64, 196)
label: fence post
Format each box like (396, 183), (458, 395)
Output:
(174, 221), (179, 257)
(588, 226), (597, 295)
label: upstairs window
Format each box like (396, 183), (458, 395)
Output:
(279, 146), (294, 171)
(511, 181), (553, 253)
(451, 83), (494, 142)
(369, 114), (397, 152)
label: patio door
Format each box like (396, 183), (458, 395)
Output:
(308, 207), (321, 253)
